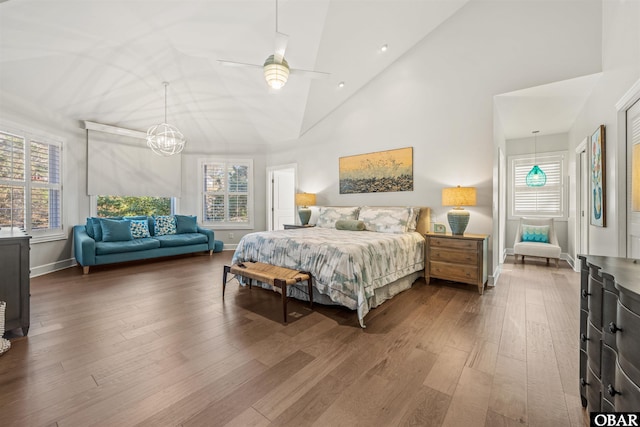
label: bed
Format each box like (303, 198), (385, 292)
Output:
(231, 206), (431, 327)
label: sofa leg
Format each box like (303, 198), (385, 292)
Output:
(83, 266), (90, 275)
(209, 250), (213, 256)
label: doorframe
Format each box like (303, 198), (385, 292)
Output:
(616, 78), (640, 257)
(266, 163), (297, 231)
(575, 137), (588, 271)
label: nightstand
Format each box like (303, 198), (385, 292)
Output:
(283, 224), (315, 230)
(425, 232), (489, 294)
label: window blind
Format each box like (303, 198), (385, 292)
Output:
(86, 125), (181, 197)
(511, 153), (566, 218)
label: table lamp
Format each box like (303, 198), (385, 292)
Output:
(442, 186), (477, 235)
(295, 193), (316, 225)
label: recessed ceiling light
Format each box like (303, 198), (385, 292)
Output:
(380, 44), (388, 52)
(338, 81), (345, 88)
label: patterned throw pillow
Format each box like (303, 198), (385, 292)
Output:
(130, 219), (151, 238)
(358, 207), (412, 233)
(315, 207), (360, 228)
(154, 215), (177, 236)
(521, 224), (550, 243)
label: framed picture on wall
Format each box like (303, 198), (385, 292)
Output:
(590, 124), (606, 227)
(338, 147), (413, 194)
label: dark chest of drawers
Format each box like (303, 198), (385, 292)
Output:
(0, 228), (30, 336)
(579, 255), (640, 411)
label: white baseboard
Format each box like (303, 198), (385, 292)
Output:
(31, 258), (77, 278)
(222, 244), (238, 251)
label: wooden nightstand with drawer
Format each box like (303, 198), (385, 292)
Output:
(425, 232), (489, 294)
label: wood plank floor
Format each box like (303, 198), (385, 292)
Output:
(0, 251), (589, 426)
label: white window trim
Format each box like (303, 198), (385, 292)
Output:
(198, 157), (254, 230)
(508, 150), (568, 221)
(0, 121), (65, 243)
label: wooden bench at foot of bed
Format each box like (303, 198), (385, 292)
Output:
(222, 262), (313, 324)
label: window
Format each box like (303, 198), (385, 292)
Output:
(0, 127), (63, 240)
(200, 158), (253, 229)
(96, 196), (173, 217)
(510, 152), (566, 218)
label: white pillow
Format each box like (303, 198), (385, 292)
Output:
(358, 206), (412, 233)
(407, 207), (421, 232)
(315, 207), (360, 228)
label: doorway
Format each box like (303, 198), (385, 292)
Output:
(266, 164), (297, 231)
(575, 137), (588, 265)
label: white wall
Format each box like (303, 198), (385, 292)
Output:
(267, 0), (602, 281)
(566, 0), (640, 259)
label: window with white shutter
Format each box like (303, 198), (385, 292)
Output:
(509, 152), (566, 218)
(200, 158), (253, 229)
(0, 127), (63, 240)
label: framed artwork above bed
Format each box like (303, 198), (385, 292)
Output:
(339, 147), (413, 194)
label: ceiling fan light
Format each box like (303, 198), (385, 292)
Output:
(264, 55), (290, 89)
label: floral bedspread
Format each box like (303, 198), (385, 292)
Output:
(231, 228), (425, 326)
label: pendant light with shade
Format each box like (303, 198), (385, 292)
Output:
(526, 130), (546, 187)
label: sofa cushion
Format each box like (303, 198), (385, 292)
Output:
(87, 216), (122, 241)
(130, 219), (151, 238)
(100, 218), (133, 242)
(154, 233), (207, 248)
(95, 237), (161, 255)
(154, 215), (177, 236)
(175, 215), (198, 234)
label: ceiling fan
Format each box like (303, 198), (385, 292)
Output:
(217, 0), (329, 90)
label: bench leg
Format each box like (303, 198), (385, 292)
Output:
(275, 279), (287, 324)
(307, 275), (313, 308)
(222, 265), (230, 299)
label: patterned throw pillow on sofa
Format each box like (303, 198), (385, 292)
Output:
(130, 220), (151, 238)
(154, 216), (177, 236)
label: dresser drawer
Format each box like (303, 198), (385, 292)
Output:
(430, 261), (478, 285)
(588, 274), (603, 328)
(429, 237), (477, 251)
(616, 301), (640, 387)
(615, 363), (640, 412)
(587, 364), (601, 412)
(430, 248), (476, 264)
(587, 320), (602, 378)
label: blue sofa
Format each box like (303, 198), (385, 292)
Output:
(73, 215), (223, 274)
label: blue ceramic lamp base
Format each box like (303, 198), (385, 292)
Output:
(298, 207), (312, 225)
(447, 208), (470, 235)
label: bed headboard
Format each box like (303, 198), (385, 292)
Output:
(416, 207), (431, 235)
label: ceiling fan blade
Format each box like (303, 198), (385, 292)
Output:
(217, 60), (262, 68)
(290, 68), (331, 79)
(274, 31), (289, 64)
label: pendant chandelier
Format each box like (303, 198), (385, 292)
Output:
(146, 82), (186, 156)
(526, 130), (546, 187)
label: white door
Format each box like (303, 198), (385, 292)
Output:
(267, 165), (296, 231)
(628, 100), (640, 258)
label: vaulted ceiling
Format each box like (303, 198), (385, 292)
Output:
(0, 0), (471, 152)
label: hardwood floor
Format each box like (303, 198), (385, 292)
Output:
(0, 252), (589, 426)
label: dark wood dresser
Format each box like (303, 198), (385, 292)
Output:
(578, 255), (640, 411)
(0, 227), (31, 335)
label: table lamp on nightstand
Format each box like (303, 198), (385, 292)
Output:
(442, 186), (476, 235)
(295, 193), (316, 225)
